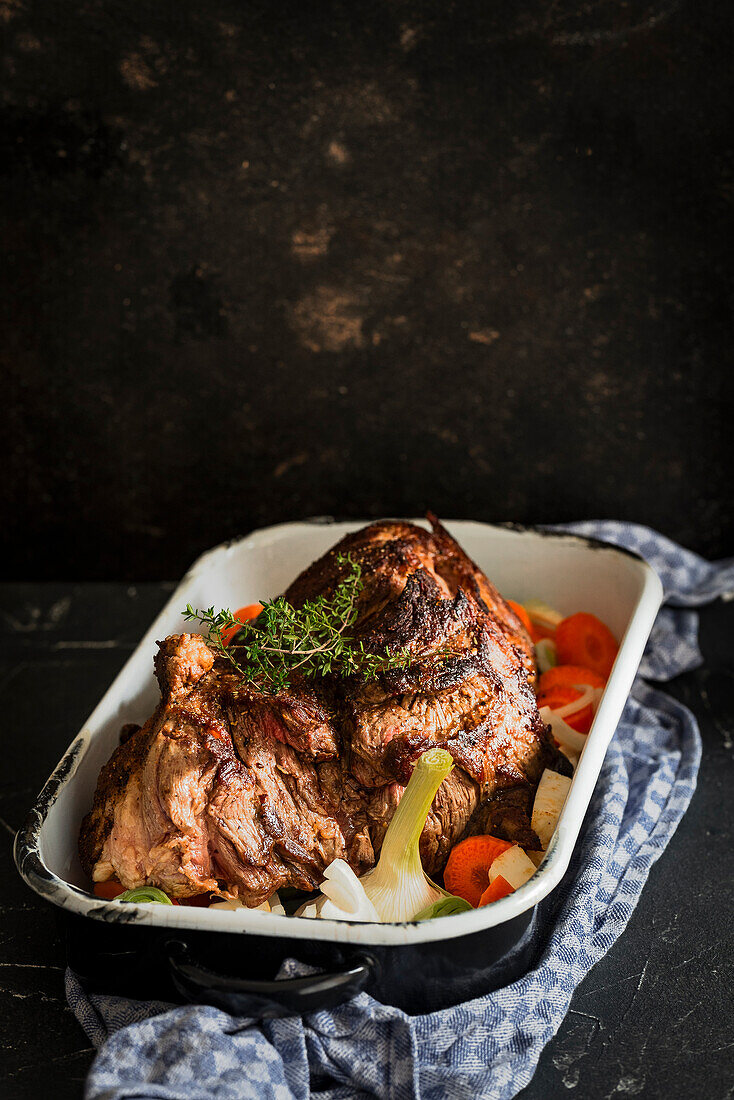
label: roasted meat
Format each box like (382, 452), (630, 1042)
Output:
(80, 516), (560, 904)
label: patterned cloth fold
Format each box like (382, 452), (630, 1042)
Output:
(67, 523), (732, 1100)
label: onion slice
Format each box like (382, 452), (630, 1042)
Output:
(539, 705), (588, 754)
(552, 684), (602, 720)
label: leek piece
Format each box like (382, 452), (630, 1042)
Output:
(414, 895), (473, 921)
(116, 887), (173, 905)
(524, 600), (563, 630)
(531, 768), (572, 849)
(534, 638), (557, 674)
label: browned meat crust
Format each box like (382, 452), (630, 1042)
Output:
(284, 514), (534, 677)
(79, 517), (555, 904)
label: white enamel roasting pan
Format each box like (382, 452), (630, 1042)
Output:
(15, 520), (663, 948)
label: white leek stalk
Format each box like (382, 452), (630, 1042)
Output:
(357, 747), (454, 922)
(532, 768), (572, 848)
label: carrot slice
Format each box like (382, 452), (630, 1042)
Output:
(443, 835), (514, 908)
(479, 875), (515, 906)
(178, 892), (214, 907)
(93, 879), (127, 900)
(536, 666), (605, 735)
(507, 600), (554, 644)
(221, 604), (263, 646)
(507, 600), (533, 637)
(536, 685), (593, 734)
(530, 623), (555, 643)
(538, 665), (606, 694)
(555, 613), (618, 678)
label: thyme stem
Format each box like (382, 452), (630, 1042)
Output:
(182, 553), (409, 693)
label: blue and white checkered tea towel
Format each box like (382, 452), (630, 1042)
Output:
(66, 523), (734, 1100)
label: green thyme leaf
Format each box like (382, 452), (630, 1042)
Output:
(182, 553), (410, 694)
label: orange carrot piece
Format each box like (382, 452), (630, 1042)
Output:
(530, 623), (555, 643)
(555, 613), (618, 678)
(479, 875), (515, 906)
(93, 880), (127, 900)
(507, 598), (553, 642)
(507, 600), (533, 637)
(536, 685), (593, 734)
(443, 835), (514, 908)
(537, 666), (605, 733)
(221, 604), (263, 646)
(538, 665), (606, 694)
(178, 892), (214, 907)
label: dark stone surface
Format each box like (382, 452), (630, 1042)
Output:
(0, 582), (732, 1098)
(2, 1), (733, 580)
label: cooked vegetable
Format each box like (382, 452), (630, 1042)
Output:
(555, 612), (618, 679)
(540, 706), (588, 754)
(523, 600), (563, 632)
(295, 860), (379, 922)
(413, 895), (473, 921)
(178, 892), (214, 907)
(183, 553), (410, 693)
(507, 599), (533, 636)
(537, 684), (594, 733)
(534, 638), (558, 675)
(209, 892), (285, 915)
(356, 748), (455, 921)
(93, 879), (127, 900)
(210, 898), (261, 911)
(220, 604), (263, 646)
(527, 850), (545, 869)
(537, 664), (606, 694)
(487, 845), (538, 890)
(557, 743), (581, 771)
(553, 684), (602, 721)
(479, 875), (514, 906)
(318, 860), (378, 919)
(443, 834), (514, 907)
(531, 768), (572, 849)
(116, 887), (173, 905)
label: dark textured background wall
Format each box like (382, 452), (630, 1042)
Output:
(3, 1), (732, 580)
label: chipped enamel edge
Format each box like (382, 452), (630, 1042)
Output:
(14, 520), (663, 947)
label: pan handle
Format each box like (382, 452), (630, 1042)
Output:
(164, 939), (377, 1019)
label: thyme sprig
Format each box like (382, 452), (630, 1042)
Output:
(183, 553), (410, 693)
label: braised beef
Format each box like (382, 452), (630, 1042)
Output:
(80, 517), (558, 904)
